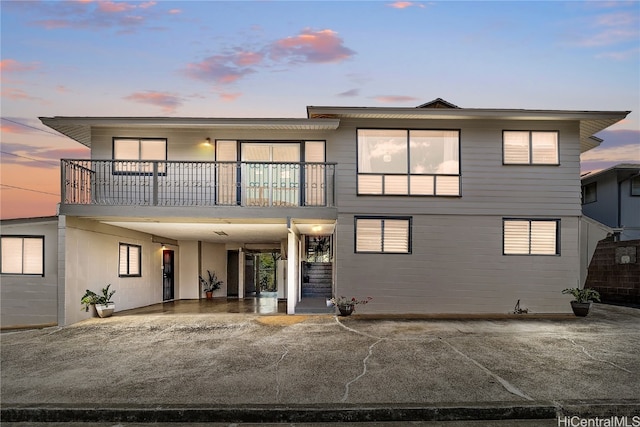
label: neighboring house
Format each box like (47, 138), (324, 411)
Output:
(37, 99), (629, 325)
(0, 216), (59, 329)
(581, 164), (640, 241)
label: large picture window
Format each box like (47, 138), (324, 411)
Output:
(503, 219), (559, 255)
(113, 138), (167, 173)
(1, 236), (44, 275)
(119, 243), (141, 277)
(357, 129), (460, 196)
(355, 217), (411, 254)
(503, 131), (558, 165)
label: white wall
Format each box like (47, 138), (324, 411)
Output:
(62, 217), (163, 325)
(178, 240), (199, 300)
(0, 217), (58, 329)
(200, 242), (227, 297)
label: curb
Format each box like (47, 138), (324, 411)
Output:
(1, 403), (557, 423)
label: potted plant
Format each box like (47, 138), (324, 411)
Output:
(199, 270), (223, 300)
(329, 296), (372, 316)
(562, 287), (601, 317)
(80, 284), (116, 318)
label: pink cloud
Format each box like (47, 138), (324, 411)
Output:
(168, 9), (181, 15)
(56, 85), (71, 93)
(269, 29), (355, 64)
(184, 53), (257, 84)
(0, 59), (39, 73)
(1, 87), (41, 101)
(387, 2), (425, 9)
(97, 1), (136, 13)
(373, 95), (420, 104)
(139, 1), (157, 9)
(596, 47), (640, 60)
(124, 91), (183, 113)
(219, 92), (242, 102)
(234, 51), (263, 66)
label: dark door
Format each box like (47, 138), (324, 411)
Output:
(162, 250), (174, 301)
(227, 250), (239, 297)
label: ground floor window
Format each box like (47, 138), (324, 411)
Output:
(0, 236), (44, 275)
(355, 216), (412, 254)
(503, 219), (559, 255)
(119, 243), (141, 276)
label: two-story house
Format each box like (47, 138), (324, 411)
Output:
(36, 99), (629, 325)
(581, 163), (640, 241)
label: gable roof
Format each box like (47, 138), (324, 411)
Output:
(416, 98), (460, 109)
(581, 163), (640, 183)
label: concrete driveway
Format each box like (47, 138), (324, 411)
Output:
(1, 303), (639, 423)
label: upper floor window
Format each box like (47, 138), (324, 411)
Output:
(503, 131), (558, 165)
(355, 216), (412, 254)
(1, 236), (44, 275)
(113, 138), (167, 173)
(119, 243), (141, 277)
(632, 176), (640, 196)
(582, 182), (597, 204)
(503, 219), (559, 255)
(357, 129), (460, 196)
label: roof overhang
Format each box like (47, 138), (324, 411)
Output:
(581, 163), (640, 183)
(39, 117), (341, 148)
(307, 106), (630, 153)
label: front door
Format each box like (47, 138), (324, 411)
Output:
(162, 250), (174, 301)
(226, 250), (239, 297)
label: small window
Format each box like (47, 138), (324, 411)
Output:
(355, 217), (411, 253)
(113, 138), (167, 174)
(582, 182), (597, 204)
(503, 131), (559, 165)
(632, 176), (640, 196)
(119, 243), (141, 277)
(1, 236), (44, 275)
(503, 219), (559, 255)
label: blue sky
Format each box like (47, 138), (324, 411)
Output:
(1, 0), (639, 218)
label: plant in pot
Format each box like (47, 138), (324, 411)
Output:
(562, 287), (601, 317)
(329, 296), (372, 316)
(199, 270), (223, 300)
(80, 284), (116, 318)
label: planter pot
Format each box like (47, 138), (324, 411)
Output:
(326, 299), (334, 308)
(338, 304), (354, 316)
(95, 303), (115, 318)
(570, 301), (592, 317)
(205, 291), (213, 300)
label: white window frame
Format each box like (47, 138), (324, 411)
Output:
(0, 236), (44, 276)
(357, 129), (461, 196)
(354, 216), (412, 254)
(113, 137), (167, 174)
(503, 219), (560, 256)
(119, 243), (141, 277)
(503, 131), (559, 165)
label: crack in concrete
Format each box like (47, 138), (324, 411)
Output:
(440, 338), (534, 401)
(274, 345), (289, 402)
(566, 338), (632, 373)
(341, 338), (383, 403)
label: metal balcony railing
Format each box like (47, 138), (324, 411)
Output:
(61, 160), (336, 208)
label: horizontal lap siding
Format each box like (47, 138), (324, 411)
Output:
(329, 118), (582, 217)
(336, 214), (579, 314)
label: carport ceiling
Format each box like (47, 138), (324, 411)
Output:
(101, 221), (335, 244)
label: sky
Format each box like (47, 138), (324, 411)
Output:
(1, 0), (639, 219)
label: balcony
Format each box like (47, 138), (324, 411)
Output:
(61, 160), (336, 208)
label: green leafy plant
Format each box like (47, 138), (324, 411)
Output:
(199, 270), (223, 293)
(80, 284), (115, 312)
(562, 287), (601, 303)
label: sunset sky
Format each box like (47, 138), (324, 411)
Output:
(1, 0), (639, 219)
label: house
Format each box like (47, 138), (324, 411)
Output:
(581, 163), (640, 241)
(0, 216), (59, 329)
(33, 99), (629, 325)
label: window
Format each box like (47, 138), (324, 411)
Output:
(503, 131), (558, 165)
(119, 243), (141, 277)
(582, 182), (597, 204)
(113, 138), (167, 173)
(503, 219), (559, 255)
(357, 129), (460, 196)
(355, 217), (411, 253)
(1, 236), (44, 275)
(632, 176), (640, 196)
